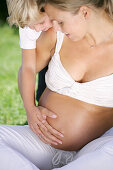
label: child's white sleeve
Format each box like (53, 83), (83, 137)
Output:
(19, 26), (42, 49)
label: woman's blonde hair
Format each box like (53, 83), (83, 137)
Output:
(6, 0), (40, 27)
(39, 0), (113, 19)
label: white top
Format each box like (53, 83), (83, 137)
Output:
(45, 31), (113, 108)
(19, 26), (41, 49)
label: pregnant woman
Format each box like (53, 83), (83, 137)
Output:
(0, 0), (113, 169)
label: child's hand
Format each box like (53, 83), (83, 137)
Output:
(27, 106), (64, 145)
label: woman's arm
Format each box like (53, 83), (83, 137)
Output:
(35, 29), (64, 144)
(18, 48), (37, 114)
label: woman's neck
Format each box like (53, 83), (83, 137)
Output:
(85, 12), (113, 47)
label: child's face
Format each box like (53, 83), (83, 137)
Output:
(29, 13), (52, 32)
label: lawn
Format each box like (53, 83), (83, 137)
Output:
(0, 24), (27, 125)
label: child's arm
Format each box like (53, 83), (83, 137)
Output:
(18, 28), (63, 145)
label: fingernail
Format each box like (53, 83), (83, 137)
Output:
(42, 120), (46, 123)
(54, 143), (58, 145)
(59, 141), (62, 144)
(60, 134), (64, 137)
(51, 115), (57, 118)
(42, 115), (46, 119)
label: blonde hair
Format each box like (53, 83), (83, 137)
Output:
(39, 0), (113, 19)
(6, 0), (40, 27)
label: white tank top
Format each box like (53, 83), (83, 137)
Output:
(45, 31), (113, 108)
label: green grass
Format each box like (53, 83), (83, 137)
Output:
(0, 24), (27, 125)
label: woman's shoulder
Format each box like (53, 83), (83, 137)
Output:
(36, 28), (57, 52)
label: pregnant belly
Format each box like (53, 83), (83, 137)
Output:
(39, 88), (113, 151)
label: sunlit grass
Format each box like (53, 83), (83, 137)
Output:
(0, 24), (27, 125)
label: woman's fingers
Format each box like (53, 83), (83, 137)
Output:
(36, 119), (63, 144)
(41, 127), (63, 145)
(30, 123), (42, 136)
(43, 120), (64, 138)
(35, 108), (46, 122)
(36, 119), (48, 132)
(30, 122), (59, 145)
(31, 106), (64, 145)
(38, 106), (64, 137)
(38, 106), (57, 119)
(30, 123), (50, 144)
(37, 106), (64, 144)
(33, 123), (59, 145)
(30, 124), (38, 136)
(38, 134), (51, 145)
(27, 106), (60, 145)
(39, 127), (59, 145)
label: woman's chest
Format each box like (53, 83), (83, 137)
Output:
(60, 39), (113, 83)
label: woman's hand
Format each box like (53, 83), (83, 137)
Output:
(27, 106), (64, 145)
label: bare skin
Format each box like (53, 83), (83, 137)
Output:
(39, 88), (113, 151)
(37, 29), (113, 151)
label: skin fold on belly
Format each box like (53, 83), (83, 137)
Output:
(39, 88), (113, 151)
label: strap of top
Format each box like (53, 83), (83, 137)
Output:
(54, 31), (64, 54)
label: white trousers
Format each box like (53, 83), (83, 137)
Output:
(0, 125), (113, 170)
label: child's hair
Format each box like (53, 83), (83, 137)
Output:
(38, 0), (113, 19)
(6, 0), (40, 27)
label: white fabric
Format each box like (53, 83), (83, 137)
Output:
(0, 125), (113, 170)
(19, 27), (41, 49)
(53, 128), (113, 170)
(45, 31), (113, 107)
(0, 125), (76, 170)
(53, 141), (113, 170)
(0, 143), (39, 170)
